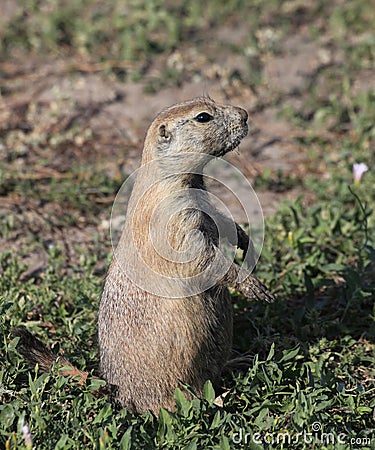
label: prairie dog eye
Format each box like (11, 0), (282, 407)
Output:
(195, 112), (213, 123)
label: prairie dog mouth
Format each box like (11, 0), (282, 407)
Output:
(217, 125), (248, 157)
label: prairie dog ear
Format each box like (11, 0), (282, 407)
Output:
(158, 124), (171, 141)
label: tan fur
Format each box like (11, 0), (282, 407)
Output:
(99, 97), (275, 414)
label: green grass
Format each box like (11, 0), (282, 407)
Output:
(1, 0), (374, 449)
(0, 1), (264, 61)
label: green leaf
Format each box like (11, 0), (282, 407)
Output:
(203, 380), (215, 403)
(254, 408), (269, 427)
(219, 435), (231, 450)
(88, 378), (107, 391)
(120, 426), (132, 450)
(174, 387), (190, 416)
(55, 434), (69, 449)
(210, 410), (222, 429)
(157, 408), (176, 442)
(266, 343), (275, 361)
(92, 404), (113, 424)
(321, 263), (347, 272)
(279, 347), (300, 363)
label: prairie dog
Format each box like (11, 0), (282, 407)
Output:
(98, 97), (274, 413)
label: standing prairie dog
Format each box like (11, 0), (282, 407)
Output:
(99, 96), (275, 413)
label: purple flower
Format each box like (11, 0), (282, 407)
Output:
(22, 425), (33, 449)
(353, 163), (369, 184)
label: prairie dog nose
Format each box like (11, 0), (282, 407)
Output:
(237, 107), (248, 124)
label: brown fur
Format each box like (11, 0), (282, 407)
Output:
(12, 327), (88, 384)
(99, 97), (275, 413)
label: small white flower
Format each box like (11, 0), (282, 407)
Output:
(22, 425), (33, 449)
(353, 162), (369, 184)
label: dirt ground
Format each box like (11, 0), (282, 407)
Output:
(0, 8), (373, 277)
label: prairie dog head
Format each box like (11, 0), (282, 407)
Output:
(142, 97), (248, 171)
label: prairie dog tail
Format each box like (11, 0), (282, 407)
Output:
(12, 327), (89, 385)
